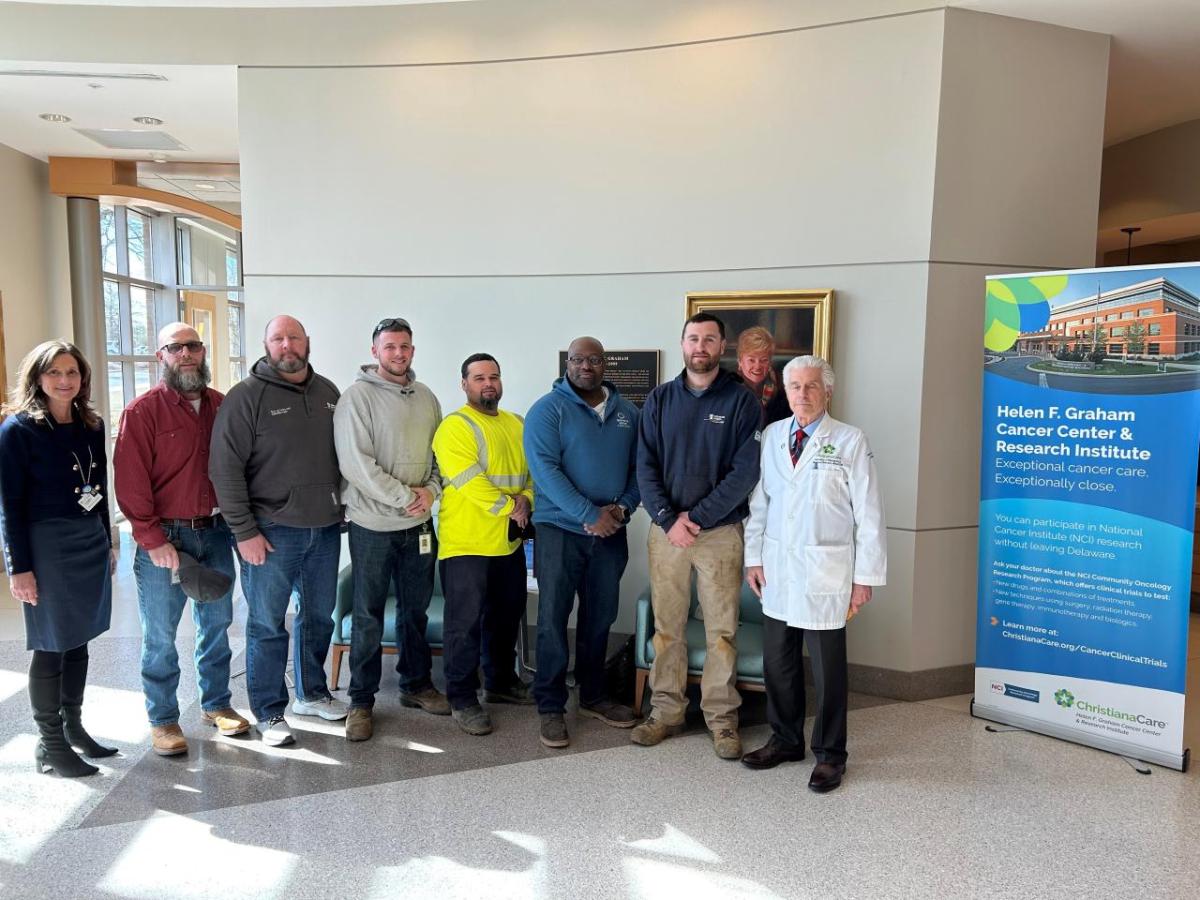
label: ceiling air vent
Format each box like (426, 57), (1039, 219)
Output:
(75, 129), (188, 151)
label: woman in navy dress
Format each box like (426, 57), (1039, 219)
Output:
(0, 340), (116, 777)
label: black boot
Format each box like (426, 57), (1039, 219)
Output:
(30, 669), (98, 778)
(60, 650), (117, 758)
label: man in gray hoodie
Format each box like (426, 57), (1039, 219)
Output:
(334, 318), (448, 741)
(209, 314), (347, 747)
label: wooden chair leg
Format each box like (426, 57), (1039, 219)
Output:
(330, 644), (346, 691)
(634, 669), (648, 714)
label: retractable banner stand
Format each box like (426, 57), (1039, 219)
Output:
(974, 263), (1200, 771)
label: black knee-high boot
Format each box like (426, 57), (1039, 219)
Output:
(60, 646), (117, 758)
(30, 659), (98, 778)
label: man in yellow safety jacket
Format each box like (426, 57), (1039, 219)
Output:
(432, 352), (535, 736)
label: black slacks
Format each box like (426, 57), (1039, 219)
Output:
(762, 614), (849, 765)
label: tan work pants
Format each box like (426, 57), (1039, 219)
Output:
(646, 522), (743, 730)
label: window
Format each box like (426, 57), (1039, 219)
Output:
(1109, 343), (1122, 353)
(228, 294), (245, 383)
(1106, 313), (1118, 321)
(1148, 343), (1160, 355)
(1110, 327), (1125, 337)
(175, 218), (245, 390)
(1121, 310), (1135, 319)
(1149, 323), (1162, 336)
(102, 204), (162, 436)
(1139, 308), (1154, 316)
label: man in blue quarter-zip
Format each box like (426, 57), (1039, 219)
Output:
(525, 337), (641, 749)
(634, 312), (761, 759)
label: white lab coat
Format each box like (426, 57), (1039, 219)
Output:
(744, 414), (886, 629)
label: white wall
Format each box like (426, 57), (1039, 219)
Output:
(237, 4), (1111, 674)
(240, 8), (948, 655)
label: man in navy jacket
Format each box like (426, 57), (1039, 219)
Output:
(633, 312), (761, 759)
(525, 337), (641, 749)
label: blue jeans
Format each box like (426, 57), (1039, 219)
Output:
(439, 548), (527, 710)
(533, 524), (628, 714)
(239, 521), (340, 722)
(347, 522), (436, 707)
(133, 520), (236, 727)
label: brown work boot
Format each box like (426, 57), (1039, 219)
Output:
(345, 707), (373, 742)
(151, 724), (188, 756)
(200, 708), (251, 736)
(400, 686), (451, 716)
(630, 715), (684, 747)
(711, 727), (742, 760)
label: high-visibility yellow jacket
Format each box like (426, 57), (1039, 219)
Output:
(432, 405), (534, 559)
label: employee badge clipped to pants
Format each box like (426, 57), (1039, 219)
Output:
(171, 551), (233, 603)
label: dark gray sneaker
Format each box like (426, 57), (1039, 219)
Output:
(452, 704), (493, 736)
(483, 679), (534, 705)
(579, 698), (638, 728)
(539, 713), (569, 749)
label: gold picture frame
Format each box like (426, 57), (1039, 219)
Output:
(685, 289), (835, 368)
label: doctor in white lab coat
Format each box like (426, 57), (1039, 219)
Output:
(741, 355), (886, 793)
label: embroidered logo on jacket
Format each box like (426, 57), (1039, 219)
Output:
(326, 401), (337, 411)
(269, 407), (291, 416)
(706, 414), (726, 425)
(615, 411), (632, 429)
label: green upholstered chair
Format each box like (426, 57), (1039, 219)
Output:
(633, 580), (766, 712)
(329, 565), (445, 691)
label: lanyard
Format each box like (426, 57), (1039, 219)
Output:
(70, 446), (97, 493)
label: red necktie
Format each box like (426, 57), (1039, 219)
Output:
(791, 429), (806, 466)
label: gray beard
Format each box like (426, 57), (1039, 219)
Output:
(478, 396), (499, 412)
(272, 356), (307, 375)
(164, 360), (211, 393)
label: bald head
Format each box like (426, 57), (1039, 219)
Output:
(264, 315), (307, 341)
(565, 335), (605, 394)
(157, 321), (200, 350)
(263, 314), (310, 380)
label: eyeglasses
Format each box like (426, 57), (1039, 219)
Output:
(566, 355), (605, 366)
(160, 341), (205, 355)
(373, 317), (412, 339)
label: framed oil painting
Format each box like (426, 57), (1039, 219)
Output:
(685, 289), (834, 372)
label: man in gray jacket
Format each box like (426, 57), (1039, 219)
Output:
(335, 317), (448, 741)
(209, 314), (347, 747)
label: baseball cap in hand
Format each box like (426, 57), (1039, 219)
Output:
(176, 551), (233, 602)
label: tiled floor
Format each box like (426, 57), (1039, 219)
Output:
(0, 531), (1197, 898)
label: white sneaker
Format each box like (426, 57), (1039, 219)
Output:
(256, 715), (295, 747)
(291, 695), (349, 721)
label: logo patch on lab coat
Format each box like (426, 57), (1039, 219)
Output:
(706, 414), (726, 425)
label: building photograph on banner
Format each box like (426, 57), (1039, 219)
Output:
(975, 263), (1200, 771)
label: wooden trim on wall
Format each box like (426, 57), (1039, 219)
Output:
(48, 156), (242, 232)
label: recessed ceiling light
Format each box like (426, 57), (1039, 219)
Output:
(193, 183), (217, 191)
(133, 116), (164, 126)
(39, 113), (71, 123)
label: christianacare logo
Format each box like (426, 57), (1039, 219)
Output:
(1054, 688), (1075, 708)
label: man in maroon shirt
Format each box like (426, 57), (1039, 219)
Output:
(114, 323), (249, 756)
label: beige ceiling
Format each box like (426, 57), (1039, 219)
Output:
(951, 0), (1200, 145)
(0, 0), (1197, 166)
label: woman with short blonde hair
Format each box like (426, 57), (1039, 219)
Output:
(735, 326), (789, 425)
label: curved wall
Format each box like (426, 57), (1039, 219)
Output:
(236, 5), (1110, 682)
